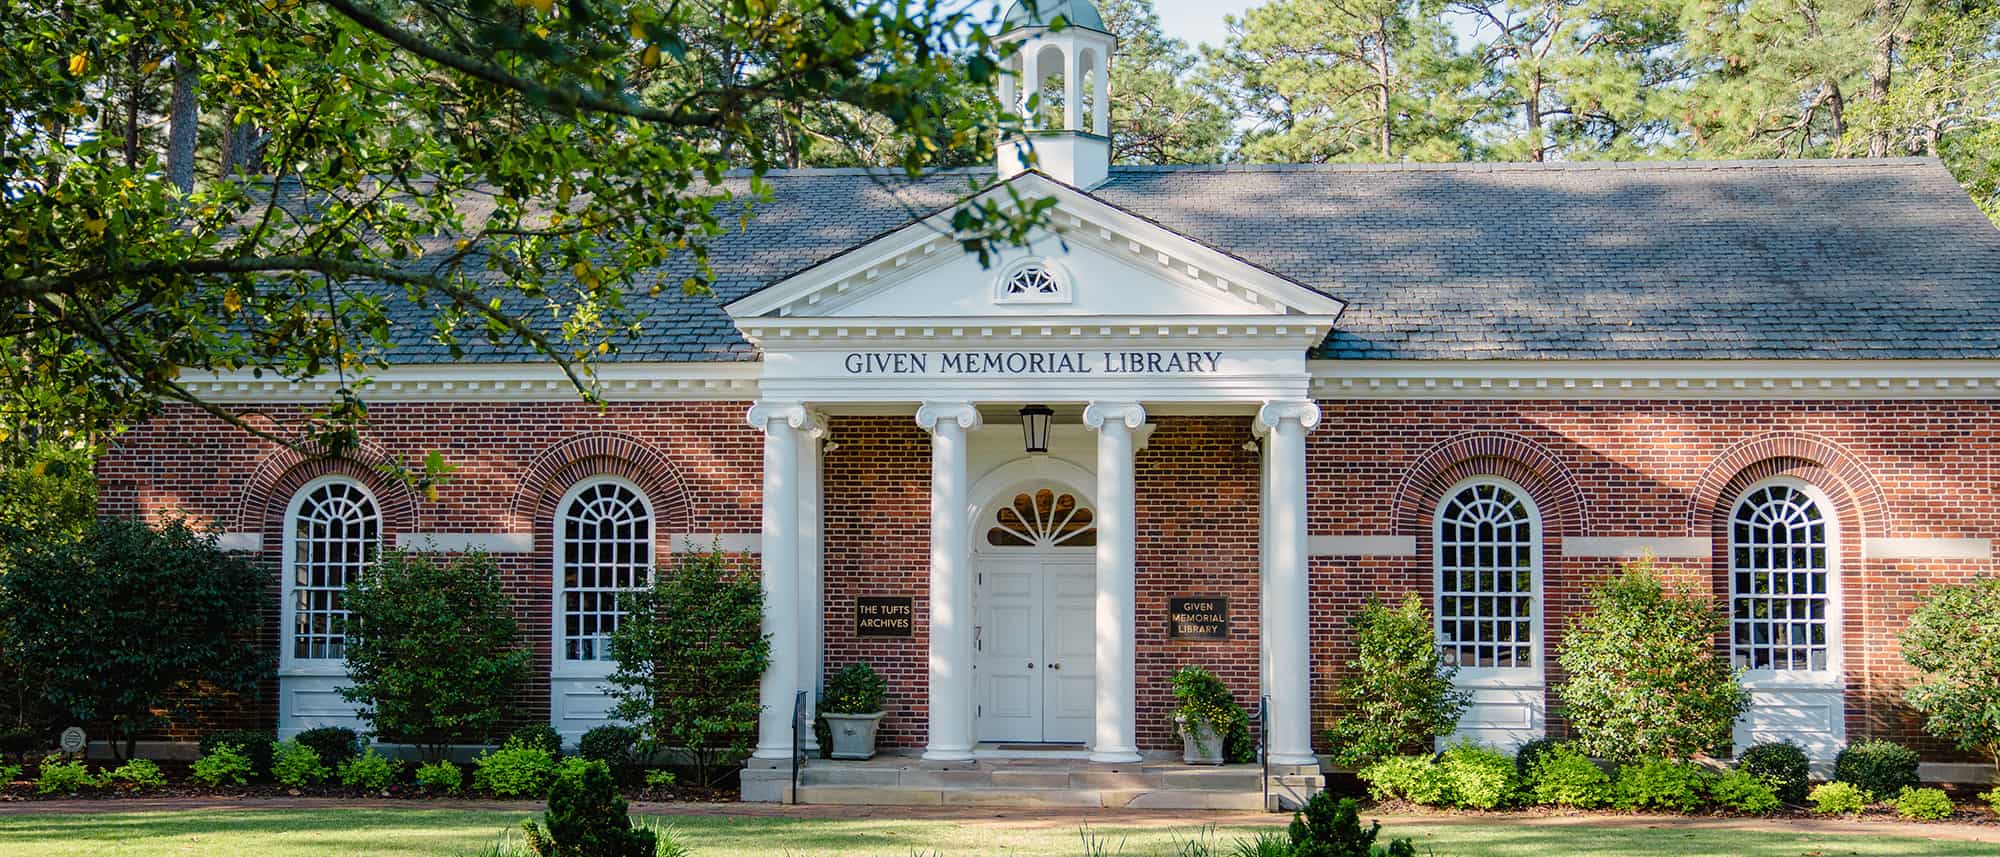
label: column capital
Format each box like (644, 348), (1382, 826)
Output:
(1082, 401), (1147, 431)
(916, 401), (982, 433)
(803, 410), (831, 443)
(746, 401), (812, 431)
(1256, 399), (1322, 433)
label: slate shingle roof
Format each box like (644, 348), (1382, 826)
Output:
(381, 157), (2000, 363)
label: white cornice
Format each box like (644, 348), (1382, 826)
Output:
(186, 362), (760, 403)
(1309, 359), (2000, 400)
(737, 317), (1334, 351)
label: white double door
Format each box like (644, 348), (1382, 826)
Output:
(975, 553), (1096, 744)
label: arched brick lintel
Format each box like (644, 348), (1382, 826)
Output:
(1687, 432), (1888, 539)
(508, 432), (694, 537)
(239, 439), (422, 537)
(1390, 431), (1590, 537)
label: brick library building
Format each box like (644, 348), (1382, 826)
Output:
(97, 0), (2000, 801)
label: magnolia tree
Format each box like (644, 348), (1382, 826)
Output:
(1900, 577), (2000, 779)
(1323, 594), (1469, 767)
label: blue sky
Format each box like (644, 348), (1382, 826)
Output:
(1151, 0), (1258, 47)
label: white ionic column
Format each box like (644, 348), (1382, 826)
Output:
(1083, 401), (1146, 764)
(748, 401), (808, 761)
(1258, 399), (1321, 767)
(917, 402), (981, 762)
(797, 413), (830, 753)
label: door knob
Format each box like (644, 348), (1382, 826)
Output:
(1047, 663), (1061, 670)
(1027, 662), (1035, 669)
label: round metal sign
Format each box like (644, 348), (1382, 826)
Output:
(58, 727), (86, 755)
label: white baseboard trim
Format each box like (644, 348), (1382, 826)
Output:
(394, 532), (536, 553)
(1920, 762), (1998, 784)
(1561, 537), (1711, 558)
(1309, 535), (1416, 557)
(1864, 537), (1994, 560)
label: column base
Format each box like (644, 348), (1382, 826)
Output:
(921, 747), (976, 763)
(1089, 748), (1143, 764)
(1268, 752), (1320, 767)
(749, 747), (796, 762)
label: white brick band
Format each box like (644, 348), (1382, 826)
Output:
(394, 533), (536, 553)
(1308, 535), (1416, 557)
(1561, 537), (1711, 558)
(1864, 537), (1993, 560)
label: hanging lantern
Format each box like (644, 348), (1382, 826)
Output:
(1018, 404), (1054, 454)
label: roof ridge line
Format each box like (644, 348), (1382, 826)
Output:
(1103, 157), (1941, 175)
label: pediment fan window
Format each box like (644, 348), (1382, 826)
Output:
(995, 260), (1070, 304)
(987, 488), (1096, 547)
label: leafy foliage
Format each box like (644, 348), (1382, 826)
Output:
(1323, 595), (1469, 768)
(1437, 743), (1521, 809)
(106, 758), (167, 790)
(1711, 770), (1782, 814)
(607, 550), (768, 788)
(1358, 755), (1454, 806)
(272, 740), (330, 787)
(1979, 787), (1999, 816)
(1736, 741), (1811, 804)
(576, 726), (638, 771)
(474, 738), (559, 798)
(190, 743), (253, 787)
(0, 516), (269, 760)
(338, 747), (402, 791)
(1810, 780), (1872, 815)
(1511, 737), (1565, 779)
(1168, 666), (1252, 762)
(642, 769), (677, 790)
(1555, 560), (1747, 762)
(510, 724), (565, 759)
(1892, 786), (1955, 820)
(292, 727), (360, 769)
(34, 757), (99, 795)
(520, 759), (657, 857)
(1612, 758), (1714, 812)
(1526, 743), (1613, 809)
(200, 730), (275, 781)
(820, 663), (888, 715)
(1097, 0), (1231, 165)
(1833, 739), (1921, 799)
(416, 760), (464, 795)
(1899, 577), (2000, 778)
(340, 551), (531, 763)
(1287, 791), (1416, 857)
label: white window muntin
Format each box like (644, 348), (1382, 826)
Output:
(279, 476), (382, 676)
(553, 477), (655, 677)
(1729, 478), (1842, 688)
(992, 257), (1073, 305)
(1433, 477), (1544, 685)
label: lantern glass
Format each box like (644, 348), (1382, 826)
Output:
(1019, 404), (1054, 454)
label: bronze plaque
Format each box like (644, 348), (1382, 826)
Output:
(1168, 596), (1229, 641)
(855, 596), (914, 638)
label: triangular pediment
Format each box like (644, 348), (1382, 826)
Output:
(725, 173), (1347, 325)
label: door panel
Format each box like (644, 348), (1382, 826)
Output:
(1041, 561), (1096, 743)
(976, 560), (1042, 741)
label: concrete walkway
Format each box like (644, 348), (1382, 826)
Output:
(0, 796), (1993, 844)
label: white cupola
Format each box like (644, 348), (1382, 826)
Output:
(995, 0), (1116, 188)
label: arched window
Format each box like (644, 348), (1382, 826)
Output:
(1435, 480), (1539, 671)
(995, 259), (1071, 304)
(556, 479), (654, 663)
(1730, 482), (1833, 672)
(986, 487), (1096, 548)
(285, 478), (380, 661)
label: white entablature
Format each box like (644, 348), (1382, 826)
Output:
(725, 173), (1348, 404)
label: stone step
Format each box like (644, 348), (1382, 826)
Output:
(796, 785), (1104, 808)
(1103, 789), (1269, 810)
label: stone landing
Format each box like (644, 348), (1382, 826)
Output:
(741, 755), (1321, 811)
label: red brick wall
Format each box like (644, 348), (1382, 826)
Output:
(1307, 400), (2000, 763)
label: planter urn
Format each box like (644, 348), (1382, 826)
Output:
(1176, 715), (1225, 765)
(823, 711), (886, 760)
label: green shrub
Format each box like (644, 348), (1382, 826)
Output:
(1892, 786), (1955, 821)
(200, 729), (275, 779)
(338, 747), (401, 791)
(1512, 737), (1565, 779)
(607, 550), (769, 788)
(643, 769), (677, 790)
(1833, 739), (1920, 799)
(1556, 560), (1748, 763)
(1168, 666), (1253, 762)
(1736, 741), (1810, 803)
(1808, 781), (1871, 815)
(272, 739), (329, 787)
(1323, 595), (1468, 768)
(510, 724), (563, 758)
(577, 726), (638, 770)
(293, 727), (359, 769)
(0, 726), (42, 763)
(342, 551), (532, 764)
(416, 760), (464, 795)
(1711, 770), (1781, 814)
(474, 738), (559, 797)
(1286, 791), (1416, 857)
(1981, 788), (1999, 816)
(1527, 743), (1613, 809)
(0, 517), (269, 761)
(1438, 742), (1519, 809)
(106, 758), (166, 790)
(1899, 578), (2000, 778)
(820, 663), (887, 715)
(1613, 757), (1713, 813)
(34, 757), (98, 795)
(1357, 755), (1453, 806)
(190, 742), (253, 787)
(521, 759), (656, 857)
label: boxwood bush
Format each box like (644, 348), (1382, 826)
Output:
(1736, 741), (1810, 803)
(1833, 739), (1920, 799)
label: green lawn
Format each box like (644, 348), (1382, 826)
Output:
(0, 809), (1993, 857)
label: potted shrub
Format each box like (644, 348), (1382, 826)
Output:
(819, 663), (888, 760)
(1170, 666), (1247, 766)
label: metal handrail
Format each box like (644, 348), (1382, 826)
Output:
(1258, 694), (1271, 813)
(790, 689), (808, 805)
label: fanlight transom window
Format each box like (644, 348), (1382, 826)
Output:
(289, 480), (380, 660)
(996, 261), (1069, 303)
(1436, 481), (1538, 670)
(1730, 484), (1831, 672)
(559, 480), (654, 662)
(987, 488), (1096, 548)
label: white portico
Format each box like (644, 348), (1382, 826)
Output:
(724, 160), (1346, 776)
